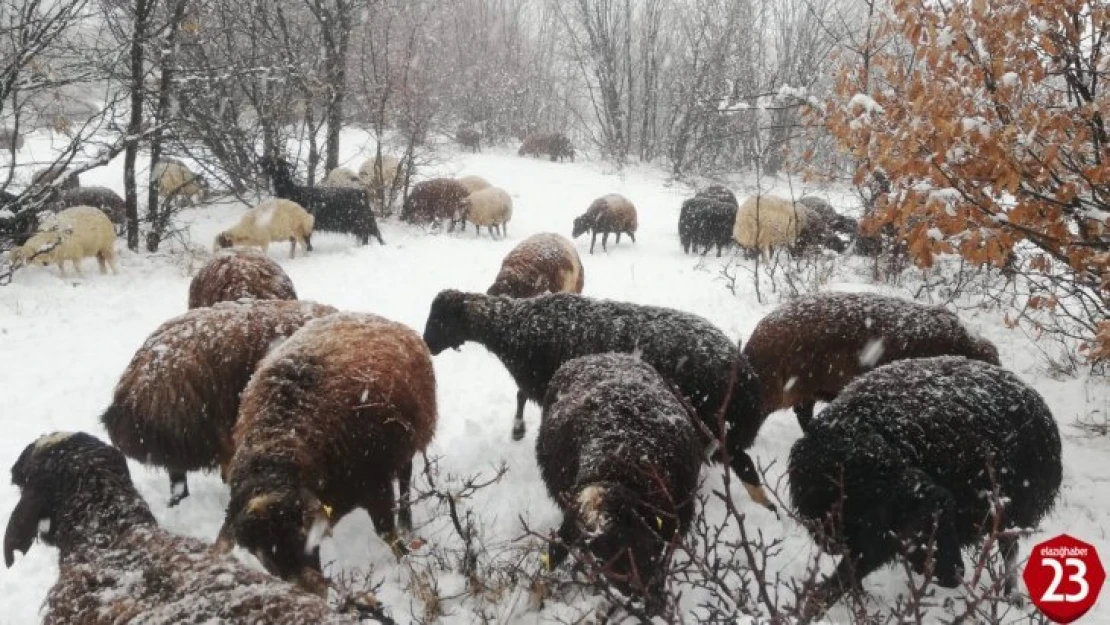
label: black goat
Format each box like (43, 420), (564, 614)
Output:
(259, 156), (384, 245)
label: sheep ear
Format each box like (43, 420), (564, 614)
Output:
(4, 490), (48, 567)
(576, 485), (609, 532)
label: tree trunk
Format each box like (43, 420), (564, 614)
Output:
(124, 0), (151, 252)
(146, 0), (188, 252)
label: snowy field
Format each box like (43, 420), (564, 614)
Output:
(1, 131), (1108, 624)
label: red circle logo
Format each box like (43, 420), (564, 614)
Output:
(1024, 534), (1105, 623)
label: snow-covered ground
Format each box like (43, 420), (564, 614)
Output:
(1, 131), (1108, 624)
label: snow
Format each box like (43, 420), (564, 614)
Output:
(849, 93), (885, 115)
(0, 128), (1108, 623)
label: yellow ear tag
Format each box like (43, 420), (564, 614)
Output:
(322, 504), (334, 520)
(540, 552), (552, 570)
(656, 516), (663, 530)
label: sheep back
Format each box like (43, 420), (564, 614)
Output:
(456, 175), (491, 194)
(732, 195), (811, 253)
(188, 247), (298, 309)
(154, 161), (206, 205)
(358, 155), (400, 191)
(487, 232), (584, 297)
(679, 196), (737, 255)
(11, 205), (116, 273)
(537, 353), (702, 594)
(789, 356), (1062, 588)
(401, 178), (469, 224)
(574, 194), (637, 237)
(463, 186), (512, 227)
(322, 167), (362, 189)
(742, 291), (1001, 421)
(101, 300), (338, 477)
(56, 186), (126, 231)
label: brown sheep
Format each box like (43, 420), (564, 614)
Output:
(100, 300), (338, 506)
(517, 133), (575, 162)
(217, 312), (438, 595)
(742, 291), (1002, 430)
(401, 177), (469, 229)
(572, 193), (637, 254)
(188, 247), (298, 309)
(2, 432), (378, 624)
(487, 232), (584, 297)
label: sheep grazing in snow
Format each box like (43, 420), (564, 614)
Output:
(572, 193), (638, 254)
(487, 232), (584, 298)
(100, 300), (338, 506)
(401, 177), (470, 229)
(789, 356), (1062, 618)
(260, 155), (384, 246)
(538, 353), (703, 604)
(456, 174), (491, 194)
(679, 186), (739, 257)
(791, 195), (856, 254)
(518, 133), (575, 162)
(321, 166), (362, 189)
(55, 186), (126, 234)
(3, 432), (373, 624)
(188, 247), (298, 309)
(30, 165), (80, 191)
(153, 159), (208, 207)
(742, 291), (1000, 430)
(732, 194), (811, 257)
(218, 312), (438, 595)
(461, 186), (512, 238)
(213, 197), (315, 259)
(456, 127), (481, 152)
(7, 205), (118, 277)
(421, 290), (774, 511)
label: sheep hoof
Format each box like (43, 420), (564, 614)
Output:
(167, 491), (189, 507)
(511, 424), (525, 441)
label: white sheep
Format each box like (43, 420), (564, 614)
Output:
(153, 160), (207, 207)
(359, 155), (400, 191)
(213, 198), (315, 259)
(457, 175), (491, 194)
(7, 205), (118, 277)
(461, 186), (513, 238)
(732, 194), (813, 257)
(321, 167), (361, 189)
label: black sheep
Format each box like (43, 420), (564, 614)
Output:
(789, 356), (1062, 617)
(422, 290), (773, 511)
(3, 432), (377, 624)
(678, 195), (737, 256)
(537, 353), (703, 604)
(259, 155), (384, 246)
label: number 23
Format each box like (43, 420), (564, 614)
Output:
(1042, 557), (1090, 603)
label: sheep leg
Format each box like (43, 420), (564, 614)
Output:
(802, 550), (886, 622)
(794, 400), (817, 431)
(999, 533), (1021, 600)
(511, 389), (528, 441)
(397, 459), (413, 533)
(96, 251), (108, 274)
(730, 450), (777, 514)
(615, 232), (622, 243)
(288, 237), (296, 259)
(72, 259), (84, 277)
(601, 232), (609, 251)
(103, 248), (119, 274)
(167, 471), (190, 507)
(589, 232), (597, 254)
(304, 234), (313, 252)
(366, 480), (406, 560)
(628, 231), (635, 243)
(899, 471), (962, 587)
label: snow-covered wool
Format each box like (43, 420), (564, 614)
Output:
(188, 247), (298, 309)
(55, 186), (126, 233)
(456, 174), (491, 194)
(100, 300), (337, 506)
(401, 177), (469, 229)
(742, 291), (1000, 430)
(572, 193), (638, 254)
(456, 128), (481, 152)
(7, 205), (118, 277)
(321, 166), (362, 189)
(732, 194), (811, 256)
(213, 197), (315, 259)
(2, 432), (371, 624)
(793, 196), (856, 254)
(421, 290), (773, 510)
(487, 232), (584, 298)
(461, 186), (512, 238)
(30, 165), (80, 191)
(789, 356), (1062, 615)
(517, 133), (575, 162)
(679, 186), (739, 256)
(218, 312), (438, 594)
(796, 196), (857, 237)
(537, 354), (702, 603)
(260, 155), (384, 246)
(153, 160), (207, 207)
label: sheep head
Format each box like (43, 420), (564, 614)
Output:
(422, 289), (472, 354)
(571, 214), (591, 238)
(212, 231), (235, 251)
(224, 487), (332, 596)
(5, 432), (145, 567)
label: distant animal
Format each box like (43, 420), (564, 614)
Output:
(461, 186), (512, 238)
(30, 165), (80, 191)
(188, 247), (298, 309)
(359, 154), (401, 211)
(421, 290), (773, 511)
(790, 357), (1062, 619)
(2, 432), (372, 623)
(487, 232), (584, 298)
(213, 198), (314, 259)
(7, 205), (118, 277)
(55, 186), (126, 233)
(218, 312), (438, 595)
(518, 133), (575, 162)
(572, 193), (637, 254)
(321, 166), (362, 189)
(0, 127), (22, 151)
(153, 159), (208, 207)
(100, 300), (338, 506)
(456, 127), (481, 152)
(538, 354), (702, 605)
(259, 155), (384, 246)
(456, 175), (491, 194)
(401, 178), (469, 229)
(732, 194), (811, 257)
(679, 186), (739, 256)
(742, 291), (1001, 430)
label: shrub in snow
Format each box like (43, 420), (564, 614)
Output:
(213, 197), (315, 259)
(572, 193), (638, 254)
(487, 232), (584, 298)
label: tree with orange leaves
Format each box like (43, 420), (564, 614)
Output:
(822, 0), (1110, 362)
